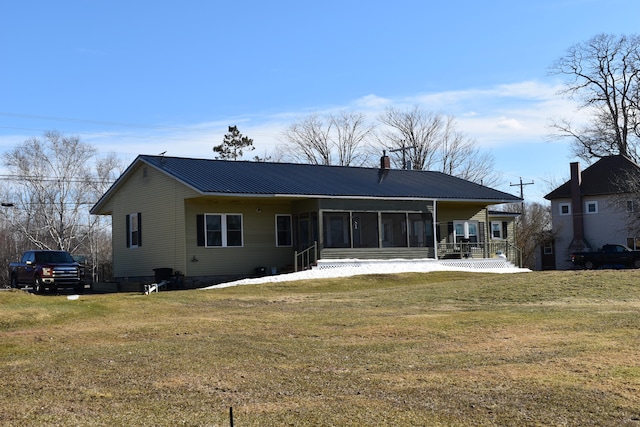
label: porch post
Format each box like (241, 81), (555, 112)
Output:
(432, 200), (438, 260)
(318, 209), (324, 258)
(377, 211), (382, 248)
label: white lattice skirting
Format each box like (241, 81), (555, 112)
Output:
(314, 258), (518, 272)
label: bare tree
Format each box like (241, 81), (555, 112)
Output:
(378, 106), (499, 185)
(331, 112), (374, 166)
(280, 112), (374, 166)
(280, 114), (332, 165)
(378, 106), (443, 170)
(0, 202), (22, 286)
(502, 202), (553, 269)
(550, 33), (640, 163)
(2, 131), (120, 255)
(84, 152), (122, 281)
(438, 116), (499, 186)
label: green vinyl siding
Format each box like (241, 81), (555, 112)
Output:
(435, 203), (487, 244)
(185, 199), (295, 277)
(109, 164), (197, 279)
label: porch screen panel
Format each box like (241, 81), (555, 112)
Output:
(323, 213), (350, 248)
(297, 214), (310, 248)
(311, 213), (319, 244)
(381, 213), (407, 247)
(408, 213), (433, 247)
(294, 213), (319, 250)
(352, 212), (378, 248)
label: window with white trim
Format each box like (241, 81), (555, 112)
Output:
(453, 220), (478, 243)
(126, 212), (141, 248)
(201, 214), (243, 247)
(559, 203), (571, 216)
(276, 215), (292, 247)
(585, 200), (598, 214)
(490, 221), (503, 239)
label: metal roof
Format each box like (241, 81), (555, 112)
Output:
(91, 155), (521, 213)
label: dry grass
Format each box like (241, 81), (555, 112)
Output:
(1, 270), (640, 426)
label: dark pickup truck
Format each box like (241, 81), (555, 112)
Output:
(9, 250), (84, 293)
(570, 244), (640, 269)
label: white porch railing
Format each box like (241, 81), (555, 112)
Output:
(294, 241), (318, 272)
(437, 242), (522, 267)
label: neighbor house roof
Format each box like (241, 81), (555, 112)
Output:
(91, 155), (521, 214)
(544, 155), (640, 200)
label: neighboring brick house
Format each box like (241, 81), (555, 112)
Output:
(544, 155), (640, 270)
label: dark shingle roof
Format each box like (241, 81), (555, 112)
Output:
(544, 155), (640, 200)
(91, 155), (521, 213)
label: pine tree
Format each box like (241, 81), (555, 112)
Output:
(213, 126), (255, 160)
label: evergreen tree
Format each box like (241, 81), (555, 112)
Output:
(213, 126), (254, 160)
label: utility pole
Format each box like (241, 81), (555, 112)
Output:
(389, 140), (418, 170)
(510, 177), (534, 216)
(510, 177), (534, 200)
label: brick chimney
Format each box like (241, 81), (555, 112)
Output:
(569, 161), (589, 251)
(380, 150), (390, 170)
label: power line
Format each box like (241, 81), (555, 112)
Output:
(0, 174), (115, 184)
(0, 111), (282, 138)
(0, 125), (217, 144)
(0, 112), (211, 132)
(0, 124), (280, 148)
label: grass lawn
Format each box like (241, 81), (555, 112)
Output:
(1, 270), (640, 426)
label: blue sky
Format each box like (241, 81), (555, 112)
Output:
(1, 0), (639, 203)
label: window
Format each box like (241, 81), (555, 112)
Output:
(490, 221), (503, 239)
(543, 242), (553, 255)
(585, 201), (598, 214)
(559, 203), (571, 216)
(453, 221), (478, 243)
(126, 213), (141, 248)
(197, 214), (243, 247)
(627, 200), (637, 213)
(276, 215), (292, 247)
(225, 215), (243, 246)
(490, 221), (508, 240)
(627, 237), (640, 250)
